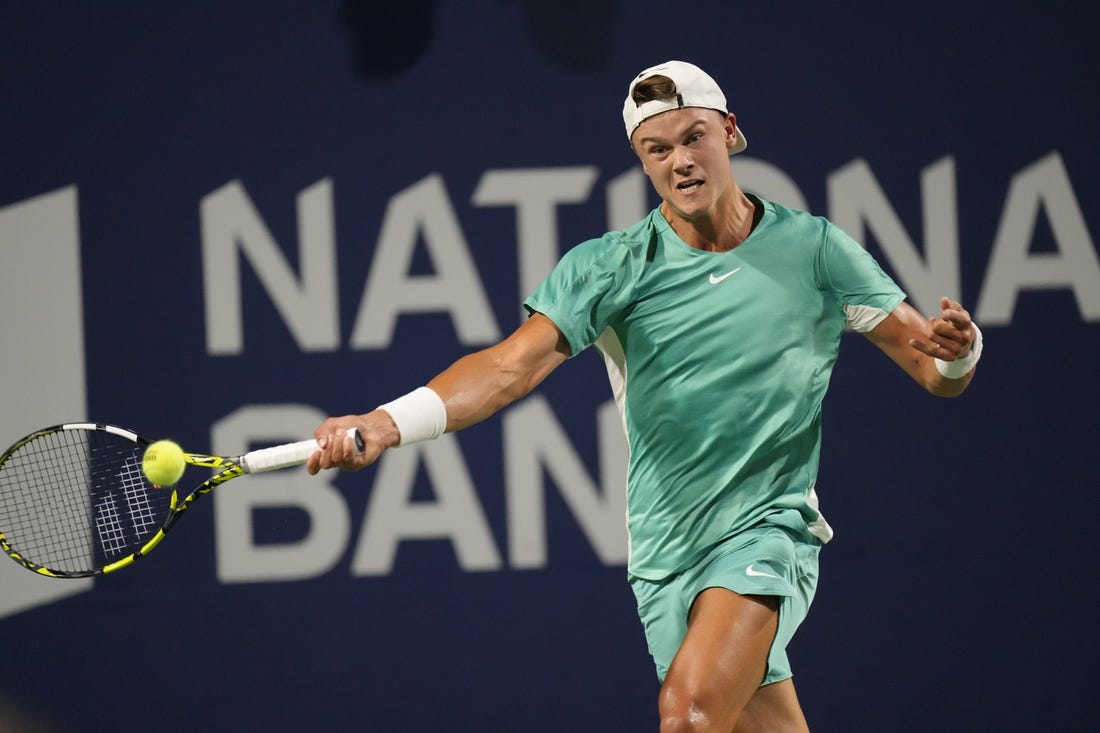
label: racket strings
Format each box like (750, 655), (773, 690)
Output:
(0, 428), (172, 574)
(1, 432), (93, 569)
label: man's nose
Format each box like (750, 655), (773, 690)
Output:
(671, 146), (694, 170)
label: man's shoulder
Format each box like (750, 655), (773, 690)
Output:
(749, 196), (840, 255)
(755, 195), (826, 229)
(567, 209), (663, 261)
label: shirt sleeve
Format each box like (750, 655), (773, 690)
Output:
(817, 222), (907, 332)
(523, 233), (641, 357)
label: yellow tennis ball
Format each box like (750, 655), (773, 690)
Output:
(142, 440), (186, 486)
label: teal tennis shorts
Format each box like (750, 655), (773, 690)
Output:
(629, 516), (821, 685)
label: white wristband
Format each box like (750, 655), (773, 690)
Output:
(377, 387), (447, 446)
(935, 323), (983, 379)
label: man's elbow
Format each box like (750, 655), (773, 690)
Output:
(927, 372), (974, 398)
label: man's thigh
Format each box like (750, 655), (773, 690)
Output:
(632, 524), (819, 684)
(660, 589), (780, 728)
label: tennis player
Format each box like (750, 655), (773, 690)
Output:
(308, 60), (982, 732)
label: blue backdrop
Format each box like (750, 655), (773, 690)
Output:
(2, 2), (1097, 731)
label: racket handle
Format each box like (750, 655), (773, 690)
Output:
(240, 427), (363, 474)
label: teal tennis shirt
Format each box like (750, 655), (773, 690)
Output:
(524, 196), (906, 581)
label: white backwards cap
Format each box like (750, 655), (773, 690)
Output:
(623, 60), (747, 155)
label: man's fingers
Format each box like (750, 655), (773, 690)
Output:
(932, 319), (966, 344)
(327, 430), (351, 464)
(912, 298), (976, 363)
(937, 296), (971, 329)
(943, 309), (971, 331)
(909, 338), (939, 357)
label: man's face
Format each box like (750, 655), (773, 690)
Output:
(631, 108), (737, 221)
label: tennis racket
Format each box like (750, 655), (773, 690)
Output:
(0, 422), (362, 578)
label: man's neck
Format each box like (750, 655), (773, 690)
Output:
(661, 187), (758, 252)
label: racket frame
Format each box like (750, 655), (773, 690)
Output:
(0, 422), (348, 578)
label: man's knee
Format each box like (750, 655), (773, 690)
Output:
(658, 679), (740, 733)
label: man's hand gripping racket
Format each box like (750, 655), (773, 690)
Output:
(0, 422), (362, 578)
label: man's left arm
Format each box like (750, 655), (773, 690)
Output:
(864, 296), (983, 397)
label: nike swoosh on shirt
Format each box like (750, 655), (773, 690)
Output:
(708, 267), (742, 284)
(746, 564), (780, 580)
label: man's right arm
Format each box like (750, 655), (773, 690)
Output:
(428, 313), (571, 432)
(307, 313), (571, 473)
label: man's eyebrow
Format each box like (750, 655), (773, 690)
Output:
(636, 119), (709, 147)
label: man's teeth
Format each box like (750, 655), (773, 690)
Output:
(678, 181), (702, 191)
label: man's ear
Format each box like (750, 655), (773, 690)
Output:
(632, 144), (649, 175)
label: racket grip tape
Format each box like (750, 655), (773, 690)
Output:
(241, 427), (363, 474)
